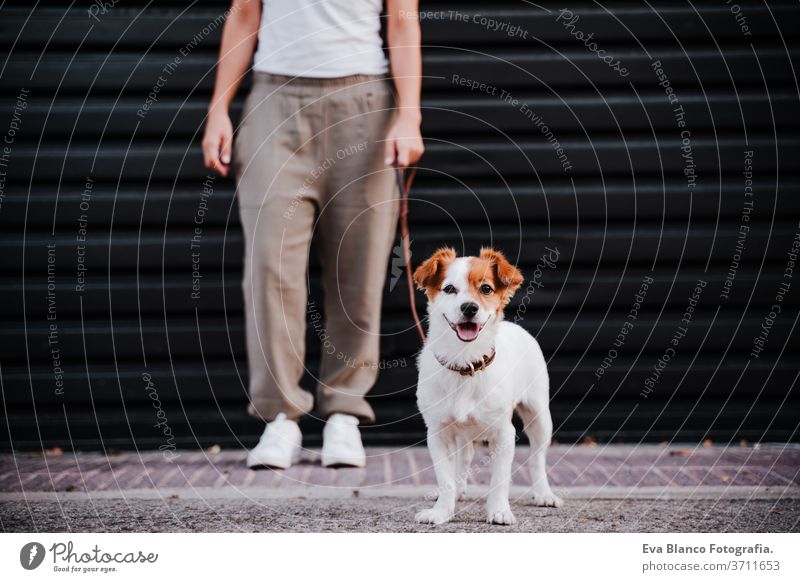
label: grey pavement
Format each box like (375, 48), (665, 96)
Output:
(1, 444), (798, 532)
(2, 494), (797, 533)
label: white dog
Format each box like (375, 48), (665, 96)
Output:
(413, 247), (562, 525)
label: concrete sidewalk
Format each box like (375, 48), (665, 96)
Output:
(1, 444), (798, 532)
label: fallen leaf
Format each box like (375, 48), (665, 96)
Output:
(772, 510), (785, 516)
(669, 448), (694, 457)
(168, 494), (180, 500)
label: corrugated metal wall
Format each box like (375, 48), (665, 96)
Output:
(1, 1), (798, 450)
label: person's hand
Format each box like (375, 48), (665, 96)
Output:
(384, 112), (424, 168)
(202, 110), (234, 176)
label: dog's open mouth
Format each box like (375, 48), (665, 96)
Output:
(446, 318), (485, 342)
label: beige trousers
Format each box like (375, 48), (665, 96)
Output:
(233, 73), (398, 423)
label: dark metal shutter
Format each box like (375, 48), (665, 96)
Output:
(1, 1), (798, 450)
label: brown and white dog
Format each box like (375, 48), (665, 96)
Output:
(413, 247), (562, 525)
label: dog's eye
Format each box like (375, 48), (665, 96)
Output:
(479, 284), (494, 295)
(442, 284), (457, 294)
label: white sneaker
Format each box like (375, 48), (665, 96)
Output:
(246, 413), (302, 469)
(321, 413), (366, 468)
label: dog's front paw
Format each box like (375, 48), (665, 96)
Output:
(532, 490), (563, 508)
(486, 507), (517, 525)
(415, 507), (452, 525)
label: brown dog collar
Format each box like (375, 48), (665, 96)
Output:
(435, 348), (496, 377)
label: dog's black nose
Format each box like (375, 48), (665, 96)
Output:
(460, 302), (479, 318)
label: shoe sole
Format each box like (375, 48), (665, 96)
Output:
(320, 456), (366, 468)
(248, 461), (291, 470)
(247, 452), (301, 470)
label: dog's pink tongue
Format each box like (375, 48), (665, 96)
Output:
(456, 323), (479, 341)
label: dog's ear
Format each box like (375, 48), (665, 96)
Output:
(480, 248), (524, 299)
(413, 247), (456, 296)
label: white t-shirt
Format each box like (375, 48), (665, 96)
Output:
(252, 0), (389, 78)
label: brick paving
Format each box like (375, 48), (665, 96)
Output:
(1, 444), (798, 493)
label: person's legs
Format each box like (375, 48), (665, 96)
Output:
(314, 77), (398, 423)
(235, 74), (324, 423)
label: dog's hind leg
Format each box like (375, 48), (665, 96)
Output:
(454, 436), (474, 501)
(517, 403), (563, 508)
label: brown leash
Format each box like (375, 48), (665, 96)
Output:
(394, 166), (426, 343)
(395, 167), (494, 377)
